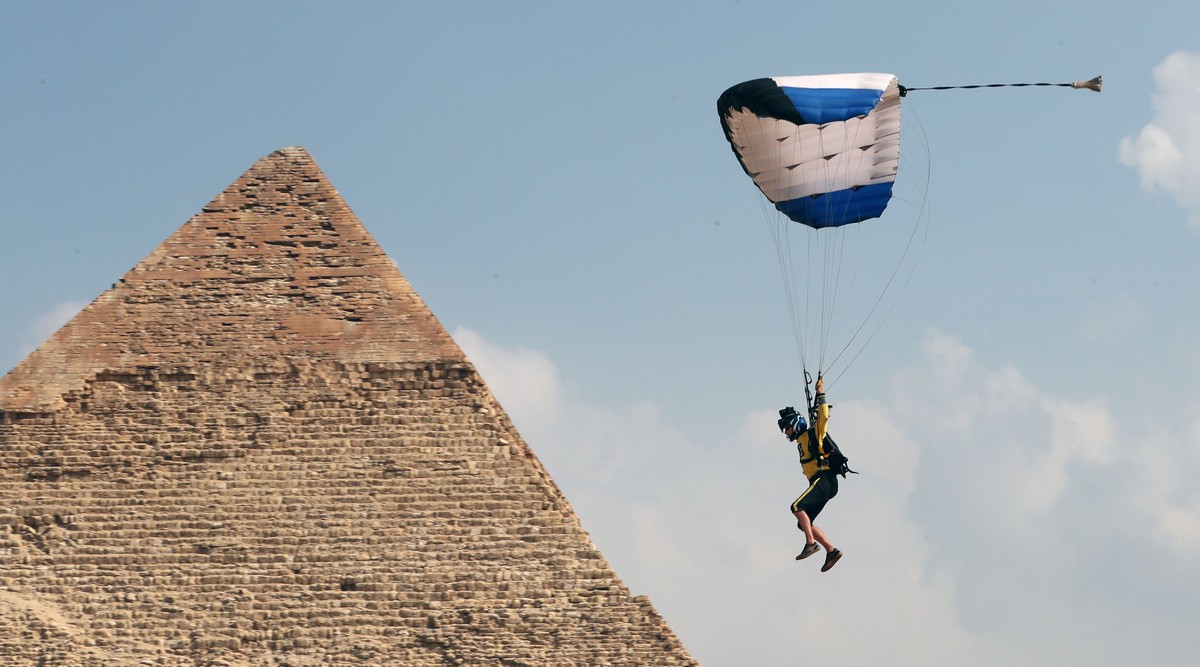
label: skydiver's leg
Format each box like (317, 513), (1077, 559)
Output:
(794, 510), (834, 552)
(809, 523), (834, 553)
(793, 509), (814, 545)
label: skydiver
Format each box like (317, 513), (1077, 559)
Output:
(778, 377), (843, 572)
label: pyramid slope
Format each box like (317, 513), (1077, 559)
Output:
(0, 149), (697, 666)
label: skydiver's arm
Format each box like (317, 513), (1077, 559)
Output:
(813, 378), (829, 455)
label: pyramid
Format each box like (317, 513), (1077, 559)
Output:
(0, 148), (697, 666)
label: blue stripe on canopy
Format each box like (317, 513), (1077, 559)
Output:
(778, 86), (885, 125)
(775, 182), (895, 229)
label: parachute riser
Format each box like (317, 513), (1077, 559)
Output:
(803, 370), (818, 424)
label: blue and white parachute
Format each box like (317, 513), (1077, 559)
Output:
(718, 71), (1098, 384)
(717, 73), (902, 229)
(717, 73), (918, 383)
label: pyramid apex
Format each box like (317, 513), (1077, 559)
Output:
(271, 145), (311, 158)
(0, 149), (461, 411)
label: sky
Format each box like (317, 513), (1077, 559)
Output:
(3, 2), (1200, 665)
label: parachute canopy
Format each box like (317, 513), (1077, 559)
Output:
(717, 73), (902, 229)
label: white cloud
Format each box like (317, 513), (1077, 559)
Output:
(452, 325), (561, 430)
(1024, 394), (1117, 510)
(1120, 51), (1200, 228)
(1082, 291), (1150, 347)
(1132, 416), (1200, 555)
(452, 325), (1200, 667)
(17, 300), (86, 360)
(1158, 503), (1200, 551)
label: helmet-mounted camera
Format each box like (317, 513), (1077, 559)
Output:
(777, 406), (806, 435)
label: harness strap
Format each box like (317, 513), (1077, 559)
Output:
(797, 428), (826, 465)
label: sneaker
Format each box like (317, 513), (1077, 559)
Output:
(796, 542), (820, 560)
(820, 549), (843, 572)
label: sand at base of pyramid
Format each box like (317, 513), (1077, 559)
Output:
(0, 148), (697, 666)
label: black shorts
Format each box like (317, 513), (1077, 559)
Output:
(790, 470), (839, 521)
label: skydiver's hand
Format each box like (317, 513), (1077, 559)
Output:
(815, 377), (825, 395)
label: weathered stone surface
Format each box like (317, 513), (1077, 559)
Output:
(0, 148), (697, 666)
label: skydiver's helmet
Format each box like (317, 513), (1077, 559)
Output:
(777, 406), (806, 440)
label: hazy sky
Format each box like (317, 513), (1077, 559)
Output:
(4, 3), (1200, 665)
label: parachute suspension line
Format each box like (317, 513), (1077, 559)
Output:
(762, 104), (821, 379)
(823, 104), (935, 390)
(807, 90), (878, 377)
(898, 75), (1102, 96)
(824, 204), (927, 387)
(762, 194), (808, 375)
(814, 113), (873, 377)
(772, 200), (832, 383)
(820, 224), (868, 383)
(818, 226), (848, 374)
(818, 231), (834, 373)
(744, 105), (812, 379)
(810, 230), (827, 373)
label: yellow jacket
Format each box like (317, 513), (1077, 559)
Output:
(794, 398), (830, 480)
